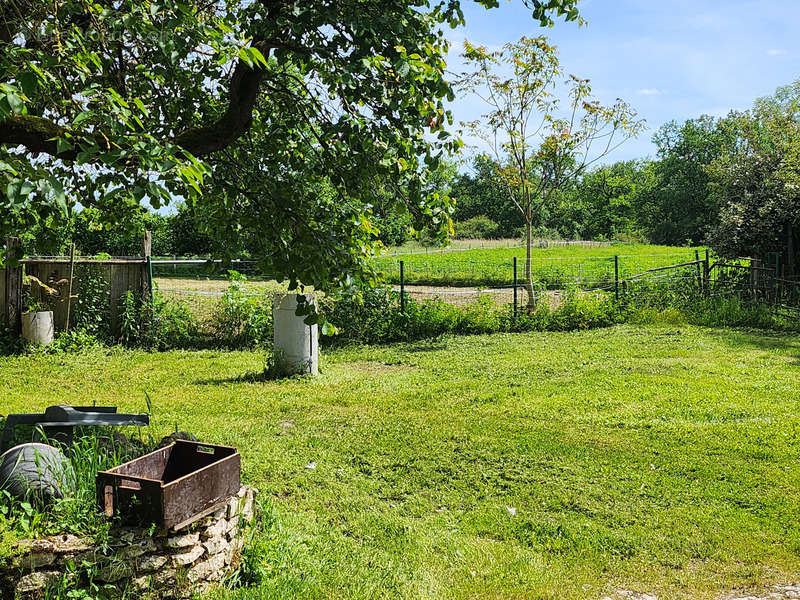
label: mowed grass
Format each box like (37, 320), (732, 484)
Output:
(2, 325), (800, 599)
(375, 243), (703, 288)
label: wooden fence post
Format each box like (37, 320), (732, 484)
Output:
(141, 230), (152, 304)
(5, 237), (22, 336)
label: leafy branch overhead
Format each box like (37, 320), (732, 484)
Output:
(0, 0), (579, 294)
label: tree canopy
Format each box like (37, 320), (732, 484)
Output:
(0, 0), (580, 289)
(708, 81), (800, 275)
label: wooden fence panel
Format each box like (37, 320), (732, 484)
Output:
(22, 259), (146, 336)
(0, 267), (6, 326)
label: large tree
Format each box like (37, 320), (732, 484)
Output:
(708, 80), (800, 276)
(640, 116), (734, 246)
(451, 154), (523, 237)
(0, 0), (579, 291)
(459, 36), (643, 310)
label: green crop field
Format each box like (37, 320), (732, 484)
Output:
(374, 243), (705, 289)
(2, 324), (799, 599)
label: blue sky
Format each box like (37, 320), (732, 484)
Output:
(447, 0), (800, 163)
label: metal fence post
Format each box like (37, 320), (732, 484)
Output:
(694, 249), (702, 291)
(65, 243), (76, 333)
(399, 260), (405, 315)
(614, 255), (619, 302)
(513, 257), (518, 319)
(703, 249), (710, 296)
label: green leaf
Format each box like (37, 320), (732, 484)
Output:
(56, 138), (73, 155)
(48, 176), (68, 216)
(6, 93), (24, 114)
(73, 111), (93, 126)
(17, 71), (38, 97)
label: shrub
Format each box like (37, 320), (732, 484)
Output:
(687, 297), (797, 330)
(322, 285), (625, 345)
(546, 289), (624, 331)
(119, 289), (199, 350)
(209, 271), (274, 348)
(320, 287), (402, 345)
(47, 329), (103, 354)
(0, 326), (24, 355)
(453, 216), (501, 239)
(150, 292), (199, 350)
(73, 264), (112, 341)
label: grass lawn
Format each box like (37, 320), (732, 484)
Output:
(2, 324), (799, 599)
(374, 243), (703, 288)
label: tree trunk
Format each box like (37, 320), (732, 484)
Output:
(524, 218), (535, 312)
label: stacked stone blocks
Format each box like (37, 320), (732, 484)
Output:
(1, 486), (257, 600)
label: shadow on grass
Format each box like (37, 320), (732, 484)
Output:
(700, 326), (800, 364)
(195, 369), (314, 386)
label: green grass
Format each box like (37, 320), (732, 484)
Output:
(2, 324), (800, 599)
(374, 243), (704, 288)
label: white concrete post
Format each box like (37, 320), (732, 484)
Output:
(273, 293), (319, 375)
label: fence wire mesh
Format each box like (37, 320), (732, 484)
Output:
(126, 253), (800, 329)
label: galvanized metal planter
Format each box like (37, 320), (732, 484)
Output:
(1, 405), (150, 452)
(96, 440), (241, 531)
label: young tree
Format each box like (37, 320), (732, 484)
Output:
(459, 37), (644, 310)
(0, 1), (580, 295)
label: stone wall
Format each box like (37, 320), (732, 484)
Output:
(1, 486), (257, 600)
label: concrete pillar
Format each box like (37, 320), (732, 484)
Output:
(273, 293), (318, 376)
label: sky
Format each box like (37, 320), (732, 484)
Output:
(446, 0), (800, 164)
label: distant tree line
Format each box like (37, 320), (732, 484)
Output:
(449, 117), (725, 246)
(22, 203), (213, 257)
(448, 79), (800, 275)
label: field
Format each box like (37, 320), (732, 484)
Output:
(2, 324), (800, 599)
(374, 243), (704, 288)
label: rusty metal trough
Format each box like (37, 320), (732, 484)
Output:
(96, 439), (240, 531)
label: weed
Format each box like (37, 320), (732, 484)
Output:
(209, 272), (274, 348)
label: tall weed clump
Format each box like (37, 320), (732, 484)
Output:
(321, 286), (624, 345)
(209, 271), (274, 348)
(119, 289), (198, 350)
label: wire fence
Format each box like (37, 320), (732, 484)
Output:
(375, 251), (701, 289)
(144, 253), (800, 327)
(384, 238), (618, 256)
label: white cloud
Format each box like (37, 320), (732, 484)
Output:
(767, 49), (787, 56)
(636, 88), (664, 96)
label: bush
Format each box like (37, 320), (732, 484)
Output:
(546, 290), (624, 331)
(46, 329), (103, 354)
(453, 216), (500, 239)
(73, 264), (112, 341)
(209, 271), (274, 348)
(321, 286), (624, 345)
(119, 289), (199, 350)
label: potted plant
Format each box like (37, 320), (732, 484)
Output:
(21, 276), (74, 346)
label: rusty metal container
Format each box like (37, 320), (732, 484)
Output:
(96, 440), (240, 531)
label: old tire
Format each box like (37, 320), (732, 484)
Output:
(0, 442), (71, 503)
